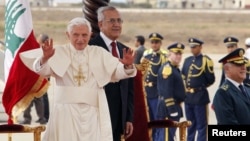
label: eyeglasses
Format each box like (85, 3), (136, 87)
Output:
(105, 18), (123, 24)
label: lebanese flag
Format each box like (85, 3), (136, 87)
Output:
(3, 0), (49, 124)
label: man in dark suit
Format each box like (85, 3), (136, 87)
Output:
(213, 48), (250, 124)
(134, 35), (146, 64)
(88, 6), (134, 141)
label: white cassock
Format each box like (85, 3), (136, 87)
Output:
(20, 44), (137, 141)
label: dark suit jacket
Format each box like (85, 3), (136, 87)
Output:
(134, 45), (145, 64)
(89, 34), (134, 133)
(213, 80), (250, 124)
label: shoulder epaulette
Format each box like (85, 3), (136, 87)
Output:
(220, 84), (229, 91)
(203, 55), (214, 67)
(160, 49), (168, 55)
(142, 49), (153, 56)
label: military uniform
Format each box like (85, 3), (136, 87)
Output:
(213, 48), (250, 124)
(219, 36), (250, 86)
(157, 42), (186, 141)
(143, 48), (168, 99)
(219, 36), (239, 86)
(142, 33), (167, 141)
(181, 38), (215, 141)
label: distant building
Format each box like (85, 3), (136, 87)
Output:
(133, 0), (250, 9)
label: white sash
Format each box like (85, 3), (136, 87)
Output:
(54, 86), (113, 141)
(54, 86), (98, 106)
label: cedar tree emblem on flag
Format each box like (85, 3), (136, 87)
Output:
(2, 0), (49, 124)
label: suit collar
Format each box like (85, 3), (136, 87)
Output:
(91, 34), (123, 58)
(226, 80), (250, 103)
(226, 77), (242, 89)
(100, 32), (115, 49)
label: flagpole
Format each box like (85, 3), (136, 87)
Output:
(8, 133), (12, 141)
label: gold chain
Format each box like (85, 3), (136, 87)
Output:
(148, 67), (158, 77)
(149, 54), (162, 65)
(147, 54), (165, 77)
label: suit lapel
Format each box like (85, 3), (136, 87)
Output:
(116, 42), (123, 59)
(90, 34), (109, 51)
(227, 80), (250, 104)
(90, 34), (125, 59)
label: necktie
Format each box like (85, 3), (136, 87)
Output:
(239, 85), (249, 99)
(111, 41), (118, 58)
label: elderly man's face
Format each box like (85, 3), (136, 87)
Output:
(66, 24), (91, 50)
(225, 63), (246, 83)
(99, 9), (122, 41)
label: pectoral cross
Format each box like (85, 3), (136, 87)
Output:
(74, 66), (85, 86)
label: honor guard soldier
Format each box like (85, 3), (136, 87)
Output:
(181, 38), (215, 141)
(224, 36), (239, 53)
(219, 36), (250, 86)
(219, 36), (239, 86)
(213, 48), (250, 124)
(141, 32), (168, 141)
(157, 42), (186, 141)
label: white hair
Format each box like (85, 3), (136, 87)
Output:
(67, 17), (92, 33)
(97, 6), (118, 22)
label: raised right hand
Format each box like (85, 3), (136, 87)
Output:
(41, 38), (55, 65)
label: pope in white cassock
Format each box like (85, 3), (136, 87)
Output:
(20, 17), (137, 141)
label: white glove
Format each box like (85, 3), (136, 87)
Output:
(170, 112), (178, 117)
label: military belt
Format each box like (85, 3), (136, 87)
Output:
(144, 82), (154, 87)
(186, 87), (204, 93)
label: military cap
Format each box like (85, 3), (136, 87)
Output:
(219, 48), (248, 65)
(223, 36), (239, 47)
(149, 33), (163, 41)
(167, 42), (185, 53)
(188, 38), (204, 47)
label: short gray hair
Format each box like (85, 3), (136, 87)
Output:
(67, 17), (92, 33)
(97, 6), (118, 22)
